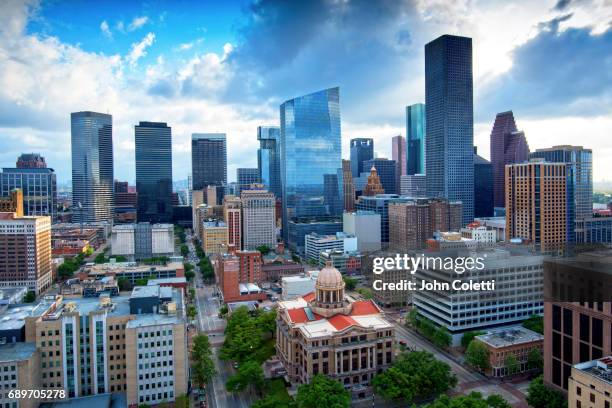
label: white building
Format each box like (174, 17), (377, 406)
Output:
(304, 232), (357, 261)
(281, 274), (317, 300)
(461, 223), (497, 244)
(241, 187), (276, 250)
(343, 211), (381, 252)
(474, 217), (506, 242)
(111, 223), (174, 260)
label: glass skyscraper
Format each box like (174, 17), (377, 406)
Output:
(473, 149), (493, 218)
(425, 35), (474, 225)
(363, 158), (397, 195)
(350, 138), (374, 178)
(135, 122), (173, 223)
(406, 103), (426, 175)
(191, 133), (227, 190)
(71, 111), (113, 223)
(280, 87), (343, 253)
(236, 168), (260, 195)
(257, 126), (282, 199)
(1, 167), (57, 219)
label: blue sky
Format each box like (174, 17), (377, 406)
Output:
(1, 0), (611, 185)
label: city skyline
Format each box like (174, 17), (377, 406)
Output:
(1, 1), (611, 184)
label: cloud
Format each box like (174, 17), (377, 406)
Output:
(175, 38), (204, 51)
(127, 32), (155, 67)
(554, 0), (572, 11)
(100, 20), (112, 38)
(128, 16), (149, 31)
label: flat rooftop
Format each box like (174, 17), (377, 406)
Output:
(575, 356), (612, 384)
(476, 326), (543, 348)
(126, 313), (182, 329)
(0, 342), (37, 362)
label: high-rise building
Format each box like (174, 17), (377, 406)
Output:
(489, 111), (530, 209)
(529, 145), (593, 242)
(215, 252), (266, 302)
(506, 160), (567, 249)
(425, 35), (474, 225)
(341, 159), (355, 212)
(71, 111), (113, 223)
(202, 220), (228, 255)
(110, 223), (174, 260)
(0, 189), (23, 216)
(135, 122), (173, 223)
(406, 103), (426, 175)
(350, 138), (374, 178)
(363, 166), (385, 196)
(355, 194), (411, 244)
(343, 211), (381, 252)
(392, 135), (406, 192)
(237, 250), (263, 284)
(223, 195), (242, 250)
(280, 87), (343, 253)
(191, 133), (227, 191)
(257, 126), (282, 199)
(363, 159), (396, 195)
(474, 147), (494, 217)
(241, 186), (276, 250)
(0, 168), (57, 219)
(400, 174), (426, 197)
(16, 153), (46, 169)
(0, 213), (52, 293)
(236, 168), (260, 195)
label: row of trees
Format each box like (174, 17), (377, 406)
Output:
(175, 225), (186, 244)
(191, 334), (216, 388)
(465, 338), (543, 373)
(253, 375), (350, 408)
(57, 252), (86, 280)
(424, 392), (512, 408)
(407, 309), (452, 349)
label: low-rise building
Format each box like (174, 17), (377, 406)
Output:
(215, 253), (266, 303)
(304, 232), (357, 262)
(475, 217), (506, 241)
(343, 211), (381, 252)
(111, 223), (174, 261)
(461, 222), (497, 244)
(426, 231), (480, 251)
(318, 250), (362, 274)
(281, 274), (317, 300)
(82, 262), (185, 285)
(474, 327), (543, 377)
(0, 342), (40, 408)
(569, 356), (612, 408)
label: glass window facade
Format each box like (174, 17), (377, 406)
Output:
(280, 87), (343, 253)
(349, 138), (374, 178)
(257, 126), (282, 199)
(0, 168), (57, 219)
(406, 103), (426, 176)
(191, 133), (227, 190)
(363, 159), (397, 195)
(236, 168), (260, 195)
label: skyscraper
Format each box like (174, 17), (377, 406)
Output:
(191, 133), (227, 190)
(257, 126), (282, 199)
(71, 111), (113, 223)
(280, 87), (343, 253)
(236, 168), (260, 195)
(241, 186), (276, 250)
(363, 158), (397, 195)
(392, 135), (406, 192)
(341, 159), (355, 212)
(16, 153), (46, 169)
(1, 167), (57, 219)
(349, 138), (374, 178)
(489, 111), (530, 209)
(474, 147), (493, 218)
(425, 35), (474, 225)
(406, 103), (426, 175)
(134, 122), (173, 223)
(223, 195), (242, 250)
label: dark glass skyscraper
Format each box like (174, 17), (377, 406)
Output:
(71, 111), (113, 223)
(406, 103), (425, 175)
(191, 133), (227, 190)
(280, 87), (343, 252)
(473, 148), (493, 218)
(1, 167), (57, 218)
(236, 168), (260, 195)
(350, 138), (374, 178)
(257, 126), (282, 199)
(135, 121), (173, 223)
(425, 34), (474, 225)
(363, 158), (397, 195)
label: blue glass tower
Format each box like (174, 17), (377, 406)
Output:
(363, 158), (397, 194)
(280, 87), (343, 253)
(473, 149), (493, 217)
(406, 103), (426, 175)
(425, 34), (474, 225)
(257, 126), (282, 199)
(350, 138), (374, 178)
(236, 168), (260, 195)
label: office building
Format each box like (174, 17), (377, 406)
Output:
(281, 274), (317, 300)
(576, 216), (612, 244)
(363, 159), (396, 195)
(16, 153), (47, 169)
(400, 174), (426, 197)
(341, 159), (355, 212)
(241, 186), (276, 250)
(460, 221), (497, 244)
(191, 190), (204, 236)
(0, 188), (23, 216)
(343, 211), (381, 252)
(257, 126), (282, 199)
(362, 253), (412, 307)
(490, 111), (529, 209)
(83, 262), (185, 285)
(569, 357), (612, 408)
(223, 195), (242, 250)
(406, 103), (426, 175)
(425, 35), (474, 225)
(505, 160), (567, 249)
(215, 253), (265, 303)
(355, 194), (411, 244)
(201, 220), (228, 255)
(111, 223), (174, 260)
(318, 249), (361, 275)
(530, 145), (593, 242)
(191, 133), (227, 191)
(392, 135), (406, 192)
(474, 217), (506, 242)
(0, 213), (52, 294)
(134, 122), (173, 223)
(474, 147), (494, 217)
(206, 185), (218, 207)
(1, 167), (57, 219)
(350, 138), (374, 178)
(71, 111), (113, 223)
(304, 232), (357, 262)
(277, 263), (395, 387)
(280, 87), (343, 253)
(236, 168), (260, 195)
(0, 343), (40, 408)
(362, 166), (385, 196)
(236, 250), (263, 284)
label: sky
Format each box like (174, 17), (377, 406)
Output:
(1, 0), (611, 186)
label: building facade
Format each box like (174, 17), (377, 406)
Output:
(343, 211), (381, 252)
(111, 223), (174, 260)
(241, 187), (276, 250)
(304, 232), (357, 262)
(406, 103), (426, 176)
(341, 159), (356, 212)
(202, 221), (228, 255)
(0, 168), (57, 219)
(223, 195), (242, 250)
(350, 138), (374, 179)
(400, 174), (426, 197)
(362, 167), (385, 197)
(257, 126), (282, 200)
(568, 357), (612, 408)
(363, 159), (396, 195)
(355, 195), (411, 244)
(391, 135), (406, 192)
(474, 149), (494, 217)
(191, 133), (227, 191)
(236, 168), (260, 196)
(16, 153), (47, 169)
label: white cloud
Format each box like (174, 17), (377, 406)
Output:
(128, 16), (149, 31)
(127, 32), (155, 67)
(100, 20), (112, 38)
(176, 38), (204, 51)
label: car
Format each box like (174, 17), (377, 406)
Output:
(233, 362), (239, 369)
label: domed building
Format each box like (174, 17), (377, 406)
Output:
(276, 262), (395, 394)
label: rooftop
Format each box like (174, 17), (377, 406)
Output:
(574, 356), (612, 384)
(0, 342), (37, 362)
(476, 327), (543, 348)
(126, 313), (182, 329)
(40, 392), (126, 408)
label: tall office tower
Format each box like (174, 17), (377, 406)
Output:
(392, 135), (407, 192)
(350, 138), (374, 178)
(280, 87), (343, 253)
(400, 174), (426, 197)
(16, 153), (46, 169)
(241, 186), (276, 250)
(71, 111), (113, 223)
(191, 133), (227, 190)
(135, 122), (173, 223)
(530, 145), (593, 242)
(474, 147), (494, 217)
(237, 250), (263, 284)
(0, 167), (57, 219)
(363, 166), (385, 196)
(425, 34), (474, 225)
(506, 161), (567, 249)
(223, 195), (242, 250)
(341, 159), (355, 212)
(363, 158), (396, 194)
(236, 168), (260, 195)
(257, 126), (282, 199)
(406, 103), (426, 175)
(0, 213), (52, 294)
(490, 111), (530, 209)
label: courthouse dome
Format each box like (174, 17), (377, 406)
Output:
(316, 263), (344, 289)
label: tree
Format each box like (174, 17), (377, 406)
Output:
(189, 287), (196, 300)
(23, 291), (36, 303)
(219, 304), (229, 316)
(191, 335), (216, 387)
(522, 315), (544, 334)
(461, 330), (485, 348)
(342, 276), (358, 291)
(226, 360), (265, 393)
(187, 304), (197, 321)
(356, 287), (373, 299)
(504, 353), (519, 376)
(372, 351), (457, 403)
(117, 277), (132, 291)
(256, 245), (271, 255)
(180, 244), (189, 257)
(94, 253), (106, 264)
(527, 348), (543, 371)
(296, 374), (350, 408)
(252, 395), (295, 408)
(220, 307), (276, 363)
(465, 340), (490, 372)
(423, 392), (512, 408)
(526, 375), (567, 408)
(432, 326), (452, 348)
(407, 309), (418, 328)
(185, 270), (195, 281)
(174, 394), (190, 408)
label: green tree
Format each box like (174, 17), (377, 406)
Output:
(356, 287), (373, 299)
(461, 330), (485, 348)
(138, 405), (151, 408)
(23, 291), (36, 303)
(465, 340), (490, 372)
(187, 304), (197, 321)
(256, 245), (271, 255)
(185, 270), (195, 281)
(117, 277), (132, 291)
(252, 395), (295, 408)
(372, 351), (457, 403)
(423, 392), (512, 408)
(189, 287), (196, 300)
(527, 348), (543, 371)
(226, 360), (265, 393)
(296, 375), (350, 408)
(432, 326), (452, 348)
(174, 394), (190, 408)
(180, 244), (189, 257)
(94, 253), (106, 264)
(407, 308), (418, 328)
(526, 375), (567, 408)
(220, 307), (276, 363)
(191, 335), (216, 387)
(342, 276), (358, 291)
(504, 353), (519, 376)
(522, 315), (544, 334)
